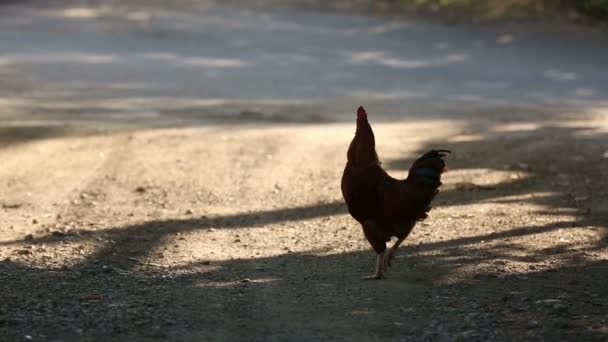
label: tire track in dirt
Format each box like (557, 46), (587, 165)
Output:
(0, 134), (116, 244)
(46, 134), (145, 268)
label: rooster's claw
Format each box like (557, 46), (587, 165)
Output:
(363, 274), (384, 280)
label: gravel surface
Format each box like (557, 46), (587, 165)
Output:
(0, 1), (607, 341)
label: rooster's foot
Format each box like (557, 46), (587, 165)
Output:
(364, 252), (385, 280)
(383, 248), (396, 269)
(363, 274), (384, 280)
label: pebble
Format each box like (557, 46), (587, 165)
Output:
(526, 320), (539, 329)
(552, 303), (569, 313)
(535, 299), (562, 307)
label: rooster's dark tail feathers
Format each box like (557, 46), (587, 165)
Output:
(408, 149), (451, 185)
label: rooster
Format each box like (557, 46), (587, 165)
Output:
(341, 106), (450, 279)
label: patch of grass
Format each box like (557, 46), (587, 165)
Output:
(399, 0), (484, 12)
(395, 0), (538, 21)
(577, 0), (608, 18)
(394, 0), (608, 21)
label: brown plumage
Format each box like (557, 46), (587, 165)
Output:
(341, 106), (450, 279)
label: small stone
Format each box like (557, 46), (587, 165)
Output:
(241, 278), (252, 283)
(552, 303), (568, 313)
(459, 330), (477, 337)
(24, 234), (34, 241)
(1, 203), (22, 209)
(556, 319), (572, 329)
(32, 219), (38, 224)
(85, 293), (103, 301)
(526, 320), (539, 329)
(536, 299), (562, 307)
(184, 209), (193, 215)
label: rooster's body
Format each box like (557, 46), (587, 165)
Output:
(341, 106), (450, 279)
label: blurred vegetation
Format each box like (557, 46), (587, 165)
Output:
(394, 0), (608, 21)
(578, 0), (608, 18)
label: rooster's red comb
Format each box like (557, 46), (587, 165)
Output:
(357, 106), (367, 119)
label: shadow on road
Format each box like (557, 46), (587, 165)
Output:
(1, 0), (608, 340)
(1, 117), (607, 339)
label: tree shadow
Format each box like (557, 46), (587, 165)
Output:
(1, 1), (608, 340)
(1, 217), (607, 340)
(384, 121), (608, 245)
(1, 111), (607, 340)
(2, 0), (608, 148)
(1, 111), (608, 339)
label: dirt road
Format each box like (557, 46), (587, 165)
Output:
(0, 1), (607, 341)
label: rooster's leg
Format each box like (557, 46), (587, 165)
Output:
(384, 236), (406, 269)
(363, 252), (385, 280)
